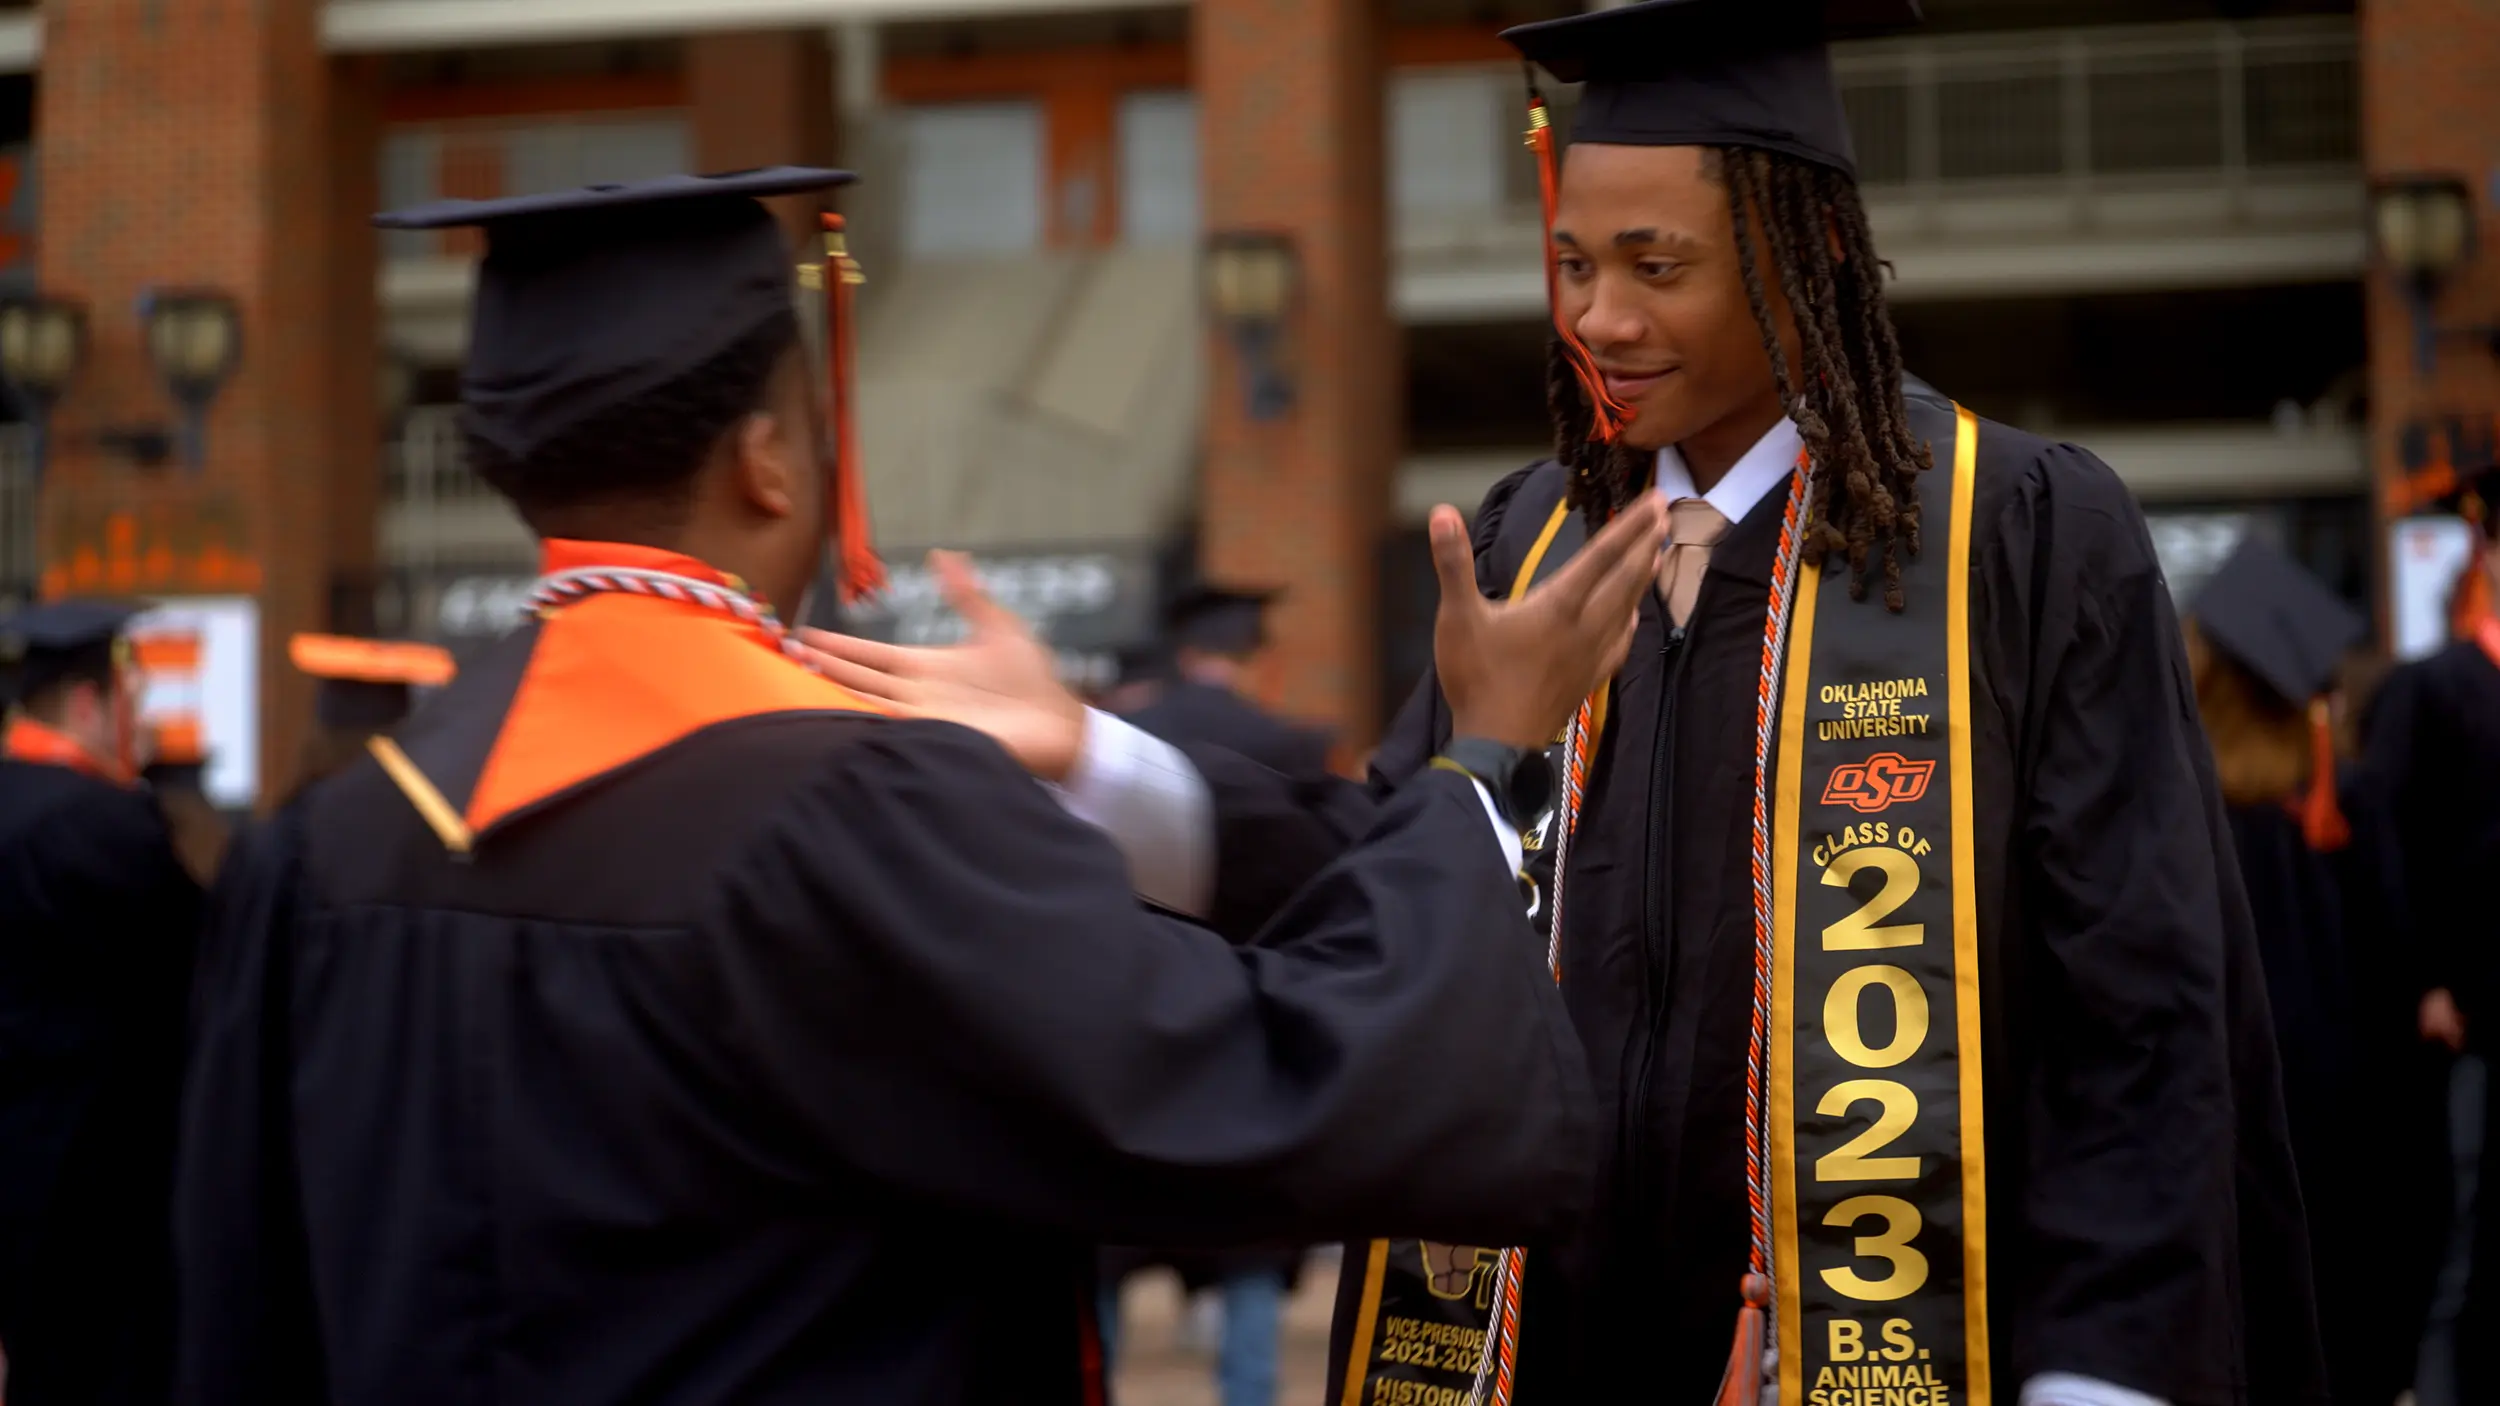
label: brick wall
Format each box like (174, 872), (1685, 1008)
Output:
(36, 1), (378, 805)
(2364, 0), (2500, 577)
(1196, 0), (1398, 746)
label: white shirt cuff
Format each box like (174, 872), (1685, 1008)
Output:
(1470, 773), (1528, 878)
(1047, 709), (1215, 918)
(1045, 709), (1526, 918)
(2020, 1374), (2167, 1406)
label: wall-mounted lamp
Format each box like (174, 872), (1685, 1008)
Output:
(139, 288), (243, 472)
(0, 294), (88, 482)
(1205, 230), (1299, 423)
(2372, 174), (2481, 374)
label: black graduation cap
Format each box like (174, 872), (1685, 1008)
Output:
(1166, 584), (1282, 657)
(373, 168), (855, 464)
(290, 633), (457, 732)
(0, 598), (141, 705)
(2189, 537), (2366, 705)
(1502, 0), (1924, 177)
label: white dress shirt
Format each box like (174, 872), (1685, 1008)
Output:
(1653, 415), (1803, 523)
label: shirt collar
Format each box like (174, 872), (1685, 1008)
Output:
(1653, 417), (1804, 522)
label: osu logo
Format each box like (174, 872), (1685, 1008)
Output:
(1821, 752), (1935, 814)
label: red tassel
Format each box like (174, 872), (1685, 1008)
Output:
(1713, 1273), (1771, 1406)
(2295, 698), (2349, 853)
(822, 212), (886, 604)
(1526, 94), (1630, 445)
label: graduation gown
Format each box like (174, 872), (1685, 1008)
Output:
(1213, 385), (2321, 1403)
(0, 756), (202, 1406)
(172, 543), (1598, 1406)
(2223, 778), (2445, 1406)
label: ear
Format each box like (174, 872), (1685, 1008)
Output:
(731, 410), (800, 520)
(1826, 207), (1846, 263)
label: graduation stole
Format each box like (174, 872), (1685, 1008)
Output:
(1332, 407), (1988, 1406)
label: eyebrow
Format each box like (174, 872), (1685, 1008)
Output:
(1551, 228), (1705, 252)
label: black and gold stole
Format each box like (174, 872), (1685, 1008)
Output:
(1771, 405), (1988, 1406)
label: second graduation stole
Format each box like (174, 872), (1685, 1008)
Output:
(1329, 405), (1992, 1406)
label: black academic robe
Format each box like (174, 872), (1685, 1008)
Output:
(2366, 639), (2500, 1026)
(1125, 680), (1334, 780)
(2364, 638), (2500, 1403)
(173, 589), (1597, 1406)
(2223, 779), (2445, 1406)
(1216, 386), (2322, 1404)
(0, 759), (202, 1406)
(1112, 679), (1340, 1298)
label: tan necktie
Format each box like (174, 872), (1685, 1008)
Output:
(1660, 497), (1729, 628)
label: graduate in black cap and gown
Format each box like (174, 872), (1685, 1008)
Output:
(1124, 585), (1334, 779)
(2365, 463), (2500, 1404)
(174, 168), (1680, 1406)
(814, 3), (2320, 1402)
(278, 632), (456, 806)
(0, 599), (203, 1406)
(2187, 538), (2445, 1406)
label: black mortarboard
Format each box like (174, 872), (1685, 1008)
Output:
(374, 168), (855, 464)
(1167, 584), (1282, 656)
(2190, 537), (2366, 705)
(291, 633), (456, 732)
(1502, 0), (1923, 177)
(0, 598), (140, 704)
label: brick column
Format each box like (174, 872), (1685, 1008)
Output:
(2364, 0), (2500, 618)
(35, 1), (376, 808)
(690, 31), (838, 242)
(1196, 0), (1397, 742)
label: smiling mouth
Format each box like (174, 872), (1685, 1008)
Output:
(1599, 367), (1674, 399)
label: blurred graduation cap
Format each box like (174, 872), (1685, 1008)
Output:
(1502, 0), (1925, 177)
(374, 168), (883, 600)
(290, 633), (457, 732)
(0, 598), (142, 706)
(2189, 537), (2365, 851)
(2190, 537), (2366, 706)
(1166, 583), (1283, 657)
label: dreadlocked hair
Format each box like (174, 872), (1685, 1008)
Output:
(1549, 145), (1931, 610)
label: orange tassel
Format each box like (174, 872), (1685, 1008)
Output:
(2295, 698), (2349, 853)
(1712, 1273), (1771, 1406)
(822, 212), (886, 604)
(1526, 93), (1630, 444)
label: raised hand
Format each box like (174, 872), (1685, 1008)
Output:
(1433, 494), (1667, 749)
(795, 551), (1089, 781)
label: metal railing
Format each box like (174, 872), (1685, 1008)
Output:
(1468, 16), (2353, 218)
(381, 405), (536, 641)
(1834, 17), (2355, 191)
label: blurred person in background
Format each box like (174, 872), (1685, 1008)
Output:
(0, 599), (203, 1406)
(141, 724), (231, 887)
(1100, 585), (1330, 1406)
(176, 168), (1669, 1406)
(276, 633), (456, 810)
(827, 1), (2323, 1400)
(1124, 584), (1332, 779)
(2187, 537), (2446, 1406)
(2366, 463), (2500, 1405)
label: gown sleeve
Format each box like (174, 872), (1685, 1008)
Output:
(171, 805), (326, 1406)
(2001, 445), (2321, 1400)
(714, 720), (1600, 1250)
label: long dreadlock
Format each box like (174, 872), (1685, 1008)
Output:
(1548, 146), (1931, 610)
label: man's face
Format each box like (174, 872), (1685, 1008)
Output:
(746, 352), (830, 619)
(1550, 143), (1795, 452)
